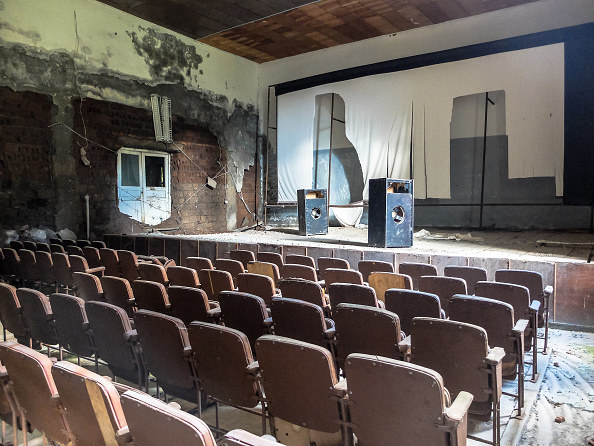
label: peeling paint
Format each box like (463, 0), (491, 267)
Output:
(0, 21), (41, 43)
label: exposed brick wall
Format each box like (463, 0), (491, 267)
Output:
(236, 163), (258, 228)
(0, 87), (55, 229)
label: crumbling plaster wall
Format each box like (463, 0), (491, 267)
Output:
(0, 0), (259, 233)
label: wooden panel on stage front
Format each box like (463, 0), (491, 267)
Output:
(554, 263), (594, 327)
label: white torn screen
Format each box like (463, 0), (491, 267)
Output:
(277, 43), (564, 202)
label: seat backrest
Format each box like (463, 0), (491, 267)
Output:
(23, 241), (37, 251)
(62, 239), (76, 247)
(255, 335), (341, 433)
(0, 342), (70, 444)
(16, 288), (59, 345)
(357, 260), (394, 283)
(117, 250), (141, 282)
(318, 257), (349, 279)
(495, 269), (546, 304)
(99, 248), (120, 276)
(131, 280), (170, 313)
(411, 317), (490, 404)
(36, 251), (55, 285)
(285, 254), (316, 269)
(280, 263), (317, 281)
(18, 249), (38, 281)
(76, 240), (92, 248)
(169, 286), (212, 325)
(52, 361), (127, 446)
(92, 240), (107, 249)
(52, 252), (73, 287)
(334, 303), (402, 368)
(218, 291), (270, 352)
(279, 278), (326, 308)
(327, 283), (379, 311)
(198, 269), (234, 300)
(271, 298), (330, 348)
(85, 301), (144, 386)
(120, 390), (216, 446)
(36, 242), (51, 253)
(186, 257), (213, 271)
(133, 310), (197, 403)
(49, 238), (62, 245)
(138, 262), (169, 286)
(214, 258), (245, 285)
(73, 271), (103, 302)
(50, 243), (66, 254)
(83, 246), (102, 269)
(449, 294), (516, 355)
(167, 265), (200, 288)
(384, 289), (442, 335)
(66, 245), (84, 256)
(9, 241), (24, 250)
(69, 254), (91, 274)
(2, 248), (20, 277)
(398, 262), (437, 290)
(229, 250), (255, 269)
(49, 293), (94, 357)
(100, 275), (135, 316)
(345, 354), (453, 446)
(418, 276), (467, 315)
(475, 281), (531, 323)
(257, 252), (283, 271)
(237, 273), (276, 307)
(188, 322), (259, 408)
(0, 283), (29, 340)
(324, 268), (363, 287)
(246, 261), (280, 285)
(368, 271), (412, 302)
(444, 266), (487, 294)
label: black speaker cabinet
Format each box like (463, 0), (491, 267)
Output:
(368, 178), (413, 248)
(297, 189), (328, 236)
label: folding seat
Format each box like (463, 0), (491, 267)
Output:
(0, 363), (19, 446)
(50, 243), (66, 253)
(327, 283), (381, 313)
(317, 257), (349, 283)
(9, 241), (24, 250)
(246, 261), (280, 288)
(70, 254), (105, 280)
(215, 258), (245, 286)
(257, 251), (283, 271)
(384, 288), (445, 335)
(285, 253), (316, 269)
(100, 275), (136, 317)
(324, 267), (364, 287)
(0, 248), (6, 280)
(16, 288), (60, 353)
(280, 263), (318, 281)
(221, 430), (281, 446)
(73, 271), (104, 302)
(36, 250), (57, 292)
(23, 241), (37, 251)
(188, 322), (265, 431)
(2, 248), (21, 285)
(357, 259), (394, 283)
(49, 293), (95, 364)
(230, 249), (256, 269)
(167, 265), (200, 288)
(117, 250), (142, 282)
(237, 272), (278, 307)
(51, 361), (129, 446)
(218, 291), (272, 352)
(66, 245), (85, 257)
(444, 265), (487, 294)
(76, 239), (91, 247)
(91, 240), (107, 249)
(345, 354), (473, 446)
(495, 269), (552, 353)
(85, 301), (145, 387)
(475, 281), (540, 381)
(0, 283), (30, 344)
(279, 278), (330, 315)
(82, 245), (102, 269)
(0, 342), (70, 445)
(255, 335), (347, 444)
(49, 237), (63, 246)
(131, 280), (171, 313)
(52, 252), (75, 293)
(270, 297), (335, 350)
(409, 317), (505, 446)
(133, 310), (202, 407)
(449, 294), (528, 415)
(198, 269), (234, 301)
(186, 256), (213, 272)
(120, 389), (217, 446)
(18, 249), (40, 288)
(418, 275), (467, 314)
(36, 242), (51, 252)
(138, 262), (169, 286)
(168, 285), (221, 325)
(399, 262), (437, 290)
(99, 247), (120, 276)
(368, 271), (412, 303)
(334, 303), (404, 370)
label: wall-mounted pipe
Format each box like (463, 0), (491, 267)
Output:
(84, 194), (90, 240)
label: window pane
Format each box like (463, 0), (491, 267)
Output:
(121, 153), (140, 186)
(145, 156), (165, 187)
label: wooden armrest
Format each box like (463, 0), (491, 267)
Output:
(183, 346), (193, 358)
(207, 307), (222, 318)
(245, 361), (259, 376)
(529, 299), (541, 313)
(123, 329), (138, 343)
(263, 317), (273, 328)
(444, 391), (473, 425)
(513, 318), (529, 336)
(485, 346), (506, 365)
(116, 426), (132, 445)
(331, 380), (348, 398)
(323, 327), (336, 339)
(86, 266), (106, 274)
(544, 285), (553, 296)
(398, 335), (411, 352)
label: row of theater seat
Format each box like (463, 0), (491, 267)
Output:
(0, 340), (278, 446)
